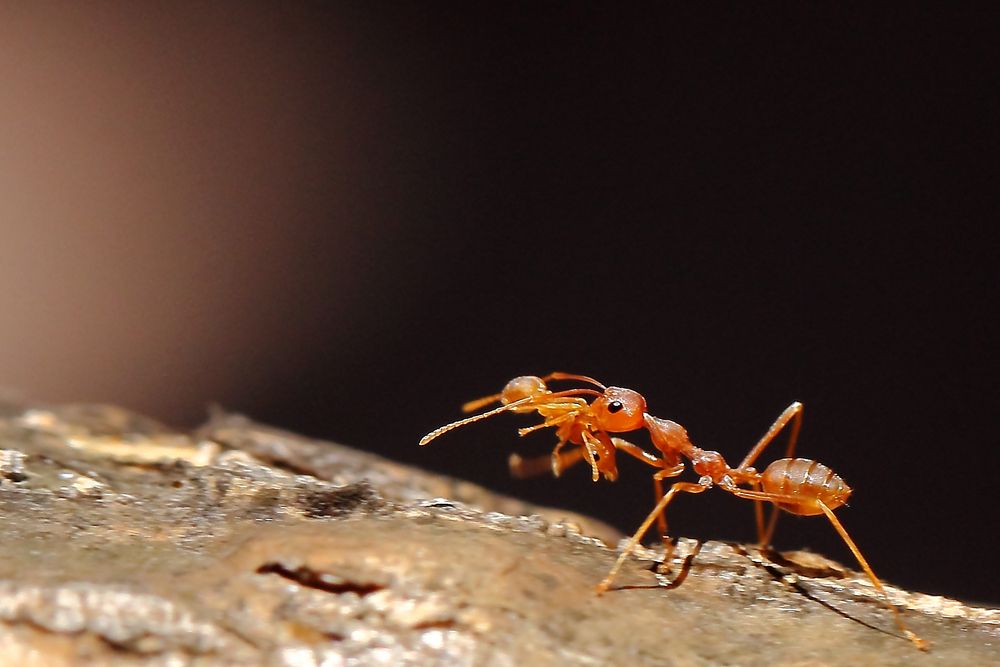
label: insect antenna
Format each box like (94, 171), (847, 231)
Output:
(419, 397), (535, 446)
(419, 389), (603, 447)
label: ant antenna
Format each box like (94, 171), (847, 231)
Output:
(420, 397), (535, 446)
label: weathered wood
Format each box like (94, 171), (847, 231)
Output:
(0, 404), (996, 665)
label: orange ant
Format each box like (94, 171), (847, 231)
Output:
(421, 375), (928, 650)
(418, 372), (666, 482)
(599, 403), (929, 651)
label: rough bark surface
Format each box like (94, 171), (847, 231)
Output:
(0, 404), (996, 666)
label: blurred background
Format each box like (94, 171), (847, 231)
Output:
(1, 4), (996, 604)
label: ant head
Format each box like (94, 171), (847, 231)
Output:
(500, 376), (548, 404)
(592, 387), (646, 432)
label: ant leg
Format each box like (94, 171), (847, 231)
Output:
(517, 422), (552, 437)
(738, 402), (805, 469)
(816, 500), (928, 651)
(727, 488), (928, 650)
(736, 402), (804, 545)
(518, 415), (573, 437)
(508, 447), (584, 479)
(565, 430), (602, 482)
(581, 430), (614, 481)
(816, 500), (928, 650)
(610, 437), (667, 469)
(516, 402), (589, 438)
(596, 481), (707, 594)
(609, 437), (685, 541)
(651, 465), (686, 551)
(513, 403), (589, 441)
(541, 372), (607, 390)
(508, 452), (549, 478)
(752, 480), (767, 544)
(653, 473), (667, 542)
(551, 437), (569, 477)
(592, 430), (625, 481)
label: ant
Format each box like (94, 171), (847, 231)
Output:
(421, 374), (928, 650)
(598, 403), (929, 651)
(418, 372), (670, 482)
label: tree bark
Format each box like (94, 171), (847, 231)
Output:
(0, 404), (995, 666)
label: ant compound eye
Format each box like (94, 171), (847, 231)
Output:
(607, 400), (624, 414)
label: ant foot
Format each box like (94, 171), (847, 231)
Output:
(906, 631), (930, 652)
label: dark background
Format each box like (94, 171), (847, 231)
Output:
(1, 5), (997, 605)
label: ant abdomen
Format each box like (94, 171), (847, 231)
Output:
(760, 458), (852, 515)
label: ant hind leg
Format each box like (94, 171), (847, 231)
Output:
(815, 500), (928, 650)
(727, 487), (928, 651)
(736, 402), (804, 545)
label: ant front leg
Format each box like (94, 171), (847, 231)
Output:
(596, 481), (707, 594)
(609, 437), (668, 469)
(736, 402), (804, 546)
(582, 430), (616, 481)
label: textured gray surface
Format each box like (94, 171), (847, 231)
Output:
(0, 404), (996, 666)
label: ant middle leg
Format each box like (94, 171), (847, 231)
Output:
(736, 402), (804, 545)
(651, 465), (687, 557)
(596, 481), (707, 594)
(610, 437), (685, 546)
(508, 445), (585, 479)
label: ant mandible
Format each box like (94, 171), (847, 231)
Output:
(601, 404), (929, 651)
(418, 372), (673, 482)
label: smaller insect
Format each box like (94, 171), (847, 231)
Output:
(598, 406), (929, 651)
(419, 373), (659, 482)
